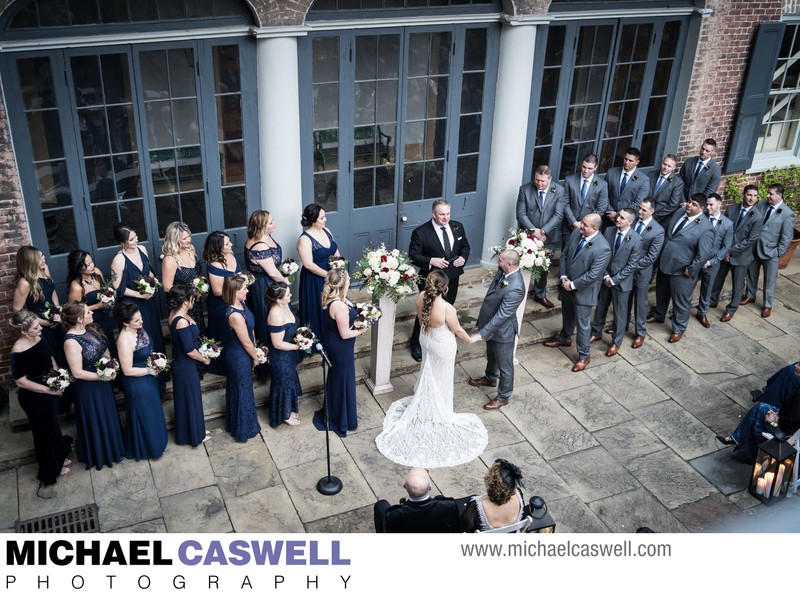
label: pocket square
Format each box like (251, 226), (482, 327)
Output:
(456, 236), (463, 240)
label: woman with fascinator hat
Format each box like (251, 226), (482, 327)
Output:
(460, 459), (526, 532)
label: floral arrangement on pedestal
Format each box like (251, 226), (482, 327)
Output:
(352, 244), (417, 302)
(490, 228), (552, 281)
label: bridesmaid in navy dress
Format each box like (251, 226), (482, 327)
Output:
(10, 310), (72, 499)
(312, 269), (367, 438)
(13, 246), (67, 368)
(161, 222), (206, 336)
(115, 302), (168, 461)
(297, 204), (340, 345)
(245, 210), (291, 382)
(266, 283), (303, 427)
(167, 285), (211, 447)
(223, 274), (261, 442)
(204, 231), (241, 376)
(62, 301), (125, 471)
(109, 224), (165, 355)
(67, 250), (117, 358)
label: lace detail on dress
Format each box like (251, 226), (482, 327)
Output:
(375, 324), (487, 468)
(472, 490), (525, 531)
(66, 332), (108, 369)
(135, 328), (151, 351)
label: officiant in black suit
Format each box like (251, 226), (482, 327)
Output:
(408, 199), (471, 361)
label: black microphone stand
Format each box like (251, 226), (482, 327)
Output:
(315, 343), (342, 496)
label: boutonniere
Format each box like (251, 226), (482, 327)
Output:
(586, 242), (593, 249)
(549, 186), (556, 194)
(592, 179), (598, 186)
(625, 235), (632, 242)
(747, 210), (754, 217)
(646, 225), (653, 231)
(703, 164), (709, 171)
(777, 208), (783, 214)
(694, 218), (701, 224)
(501, 279), (508, 288)
(631, 175), (638, 182)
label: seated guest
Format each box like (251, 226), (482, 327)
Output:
(461, 459), (526, 532)
(753, 360), (800, 407)
(717, 386), (800, 463)
(374, 467), (460, 533)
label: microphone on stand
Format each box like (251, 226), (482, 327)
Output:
(314, 342), (333, 367)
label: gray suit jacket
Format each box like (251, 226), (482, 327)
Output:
(561, 174), (609, 227)
(679, 156), (721, 199)
(659, 211), (715, 278)
(648, 170), (684, 222)
(633, 219), (665, 283)
(603, 227), (643, 292)
(605, 167), (648, 212)
(705, 215), (733, 268)
(516, 182), (566, 247)
(477, 269), (526, 343)
(753, 200), (796, 260)
(723, 204), (763, 266)
(560, 229), (612, 306)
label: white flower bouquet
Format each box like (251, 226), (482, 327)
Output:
(279, 258), (299, 283)
(352, 302), (382, 330)
(42, 302), (62, 323)
(328, 255), (348, 270)
(192, 276), (210, 297)
(94, 357), (120, 382)
(293, 326), (316, 354)
(146, 351), (171, 373)
(352, 244), (417, 302)
(255, 344), (270, 365)
(135, 275), (162, 295)
(44, 368), (73, 392)
(198, 336), (223, 359)
(98, 280), (116, 308)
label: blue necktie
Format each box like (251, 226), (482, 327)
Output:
(655, 175), (665, 193)
(574, 236), (586, 257)
(693, 160), (703, 178)
(737, 208), (746, 226)
(614, 232), (622, 254)
(673, 216), (689, 236)
(620, 172), (628, 193)
(538, 191), (545, 209)
(635, 221), (644, 235)
(580, 179), (588, 206)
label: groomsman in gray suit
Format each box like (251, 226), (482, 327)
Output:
(561, 153), (609, 248)
(604, 147), (649, 228)
(589, 208), (642, 357)
(743, 183), (796, 318)
(516, 164), (565, 309)
(648, 153), (685, 227)
(679, 138), (721, 199)
(696, 193), (733, 328)
(712, 185), (764, 322)
(469, 250), (526, 410)
(627, 199), (665, 348)
(648, 194), (715, 342)
(544, 214), (611, 372)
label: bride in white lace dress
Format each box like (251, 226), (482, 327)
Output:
(376, 270), (488, 468)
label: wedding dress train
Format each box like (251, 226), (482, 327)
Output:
(375, 324), (488, 468)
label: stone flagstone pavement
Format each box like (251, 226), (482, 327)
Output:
(1, 257), (799, 533)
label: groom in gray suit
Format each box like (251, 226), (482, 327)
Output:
(544, 214), (612, 372)
(469, 250), (526, 410)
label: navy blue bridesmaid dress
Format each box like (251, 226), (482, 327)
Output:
(173, 260), (206, 336)
(224, 303), (261, 442)
(84, 287), (117, 358)
(299, 228), (337, 344)
(206, 261), (240, 376)
(245, 240), (282, 381)
(169, 316), (206, 447)
(267, 318), (303, 427)
(116, 249), (165, 354)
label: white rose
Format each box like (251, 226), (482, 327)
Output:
(363, 267), (372, 277)
(534, 257), (543, 267)
(388, 270), (400, 286)
(391, 249), (400, 257)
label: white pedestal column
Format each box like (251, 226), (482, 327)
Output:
(256, 35), (304, 258)
(480, 23), (538, 266)
(366, 295), (397, 395)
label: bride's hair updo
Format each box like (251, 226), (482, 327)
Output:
(421, 270), (449, 332)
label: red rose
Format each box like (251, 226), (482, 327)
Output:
(508, 238), (516, 245)
(381, 255), (388, 262)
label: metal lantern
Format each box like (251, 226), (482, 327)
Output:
(525, 496), (556, 533)
(748, 437), (797, 503)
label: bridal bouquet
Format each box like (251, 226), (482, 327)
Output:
(254, 344), (270, 365)
(328, 255), (348, 270)
(198, 336), (222, 359)
(236, 271), (256, 287)
(490, 228), (552, 281)
(135, 275), (162, 295)
(98, 280), (116, 308)
(192, 276), (210, 297)
(146, 351), (171, 373)
(353, 302), (382, 330)
(95, 357), (120, 382)
(42, 302), (62, 324)
(294, 326), (316, 354)
(352, 244), (417, 302)
(44, 368), (73, 392)
(279, 258), (299, 283)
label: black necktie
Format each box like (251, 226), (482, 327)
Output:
(710, 216), (717, 227)
(620, 172), (628, 193)
(764, 206), (774, 224)
(693, 160), (703, 178)
(673, 216), (689, 236)
(440, 226), (451, 258)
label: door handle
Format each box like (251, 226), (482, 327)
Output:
(401, 216), (408, 222)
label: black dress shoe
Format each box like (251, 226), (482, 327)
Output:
(716, 435), (735, 446)
(410, 345), (422, 362)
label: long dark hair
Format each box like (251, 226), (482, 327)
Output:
(421, 270), (448, 332)
(66, 249), (101, 299)
(203, 231), (229, 264)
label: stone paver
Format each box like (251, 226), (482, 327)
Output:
(624, 449), (716, 510)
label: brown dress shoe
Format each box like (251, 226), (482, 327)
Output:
(469, 377), (497, 388)
(720, 312), (733, 322)
(696, 314), (710, 328)
(605, 344), (619, 357)
(571, 357), (591, 372)
(646, 315), (663, 324)
(740, 296), (755, 305)
(483, 398), (508, 410)
(668, 333), (683, 343)
(631, 336), (645, 348)
(589, 334), (603, 344)
(761, 307), (772, 318)
(543, 338), (572, 348)
(534, 296), (556, 309)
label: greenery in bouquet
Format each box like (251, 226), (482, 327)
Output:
(293, 326), (316, 354)
(44, 368), (73, 392)
(99, 280), (116, 308)
(42, 302), (62, 323)
(192, 276), (210, 298)
(280, 258), (300, 283)
(490, 228), (551, 281)
(352, 302), (382, 330)
(352, 244), (417, 302)
(198, 336), (223, 359)
(94, 357), (120, 381)
(135, 275), (162, 295)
